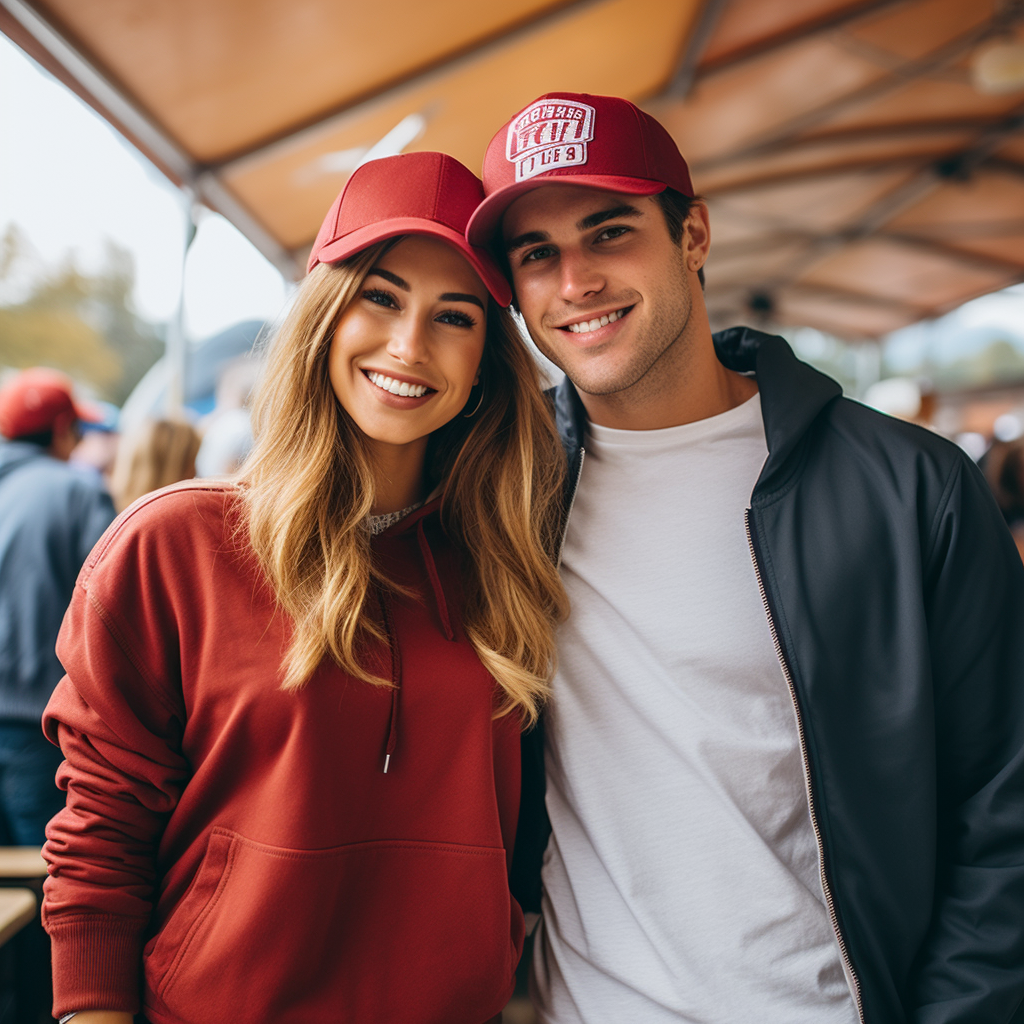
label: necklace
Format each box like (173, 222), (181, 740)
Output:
(368, 501), (423, 535)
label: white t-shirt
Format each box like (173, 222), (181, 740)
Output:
(532, 393), (859, 1024)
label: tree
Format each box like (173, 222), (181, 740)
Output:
(0, 224), (163, 404)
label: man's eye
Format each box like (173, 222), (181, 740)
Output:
(436, 310), (477, 328)
(522, 245), (556, 263)
(363, 288), (397, 307)
(596, 226), (629, 242)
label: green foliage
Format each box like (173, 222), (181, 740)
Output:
(0, 223), (163, 404)
(930, 338), (1024, 390)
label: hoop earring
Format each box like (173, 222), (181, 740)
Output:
(463, 385), (485, 418)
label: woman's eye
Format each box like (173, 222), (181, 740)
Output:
(363, 288), (397, 308)
(436, 310), (477, 328)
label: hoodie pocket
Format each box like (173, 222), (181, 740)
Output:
(146, 828), (519, 1024)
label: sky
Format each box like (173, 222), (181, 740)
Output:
(0, 32), (288, 340)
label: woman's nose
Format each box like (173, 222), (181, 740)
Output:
(385, 317), (430, 365)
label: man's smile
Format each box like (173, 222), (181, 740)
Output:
(557, 305), (635, 335)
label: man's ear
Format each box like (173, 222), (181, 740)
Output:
(682, 202), (710, 273)
(48, 410), (79, 460)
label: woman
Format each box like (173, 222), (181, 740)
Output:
(109, 416), (202, 512)
(41, 152), (567, 1024)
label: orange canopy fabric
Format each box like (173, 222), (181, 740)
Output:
(2, 0), (1022, 338)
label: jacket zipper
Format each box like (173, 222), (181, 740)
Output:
(745, 508), (866, 1024)
(556, 448), (585, 568)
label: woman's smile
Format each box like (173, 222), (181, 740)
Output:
(363, 369), (435, 399)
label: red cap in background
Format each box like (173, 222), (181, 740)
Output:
(307, 151), (512, 307)
(468, 92), (695, 246)
(0, 368), (103, 440)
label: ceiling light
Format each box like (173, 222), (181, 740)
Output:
(971, 39), (1024, 94)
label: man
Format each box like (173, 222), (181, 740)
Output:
(0, 367), (115, 844)
(468, 93), (1024, 1023)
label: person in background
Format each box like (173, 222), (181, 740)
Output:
(109, 416), (201, 512)
(70, 400), (121, 486)
(985, 437), (1024, 563)
(195, 354), (259, 477)
(469, 91), (1024, 1024)
(0, 368), (115, 845)
(41, 151), (567, 1024)
(194, 406), (252, 477)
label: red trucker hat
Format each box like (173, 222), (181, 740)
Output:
(307, 151), (512, 307)
(467, 92), (695, 246)
(0, 367), (103, 440)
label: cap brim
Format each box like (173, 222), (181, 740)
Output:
(468, 175), (666, 247)
(72, 399), (105, 425)
(308, 217), (511, 307)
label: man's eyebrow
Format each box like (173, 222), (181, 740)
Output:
(505, 230), (549, 255)
(368, 268), (409, 290)
(440, 292), (485, 310)
(505, 205), (645, 254)
(576, 204), (644, 231)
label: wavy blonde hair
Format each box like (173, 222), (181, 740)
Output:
(239, 242), (567, 725)
(111, 417), (202, 512)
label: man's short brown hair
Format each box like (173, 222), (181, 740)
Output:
(654, 188), (705, 289)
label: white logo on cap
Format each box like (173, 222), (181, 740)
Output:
(506, 100), (596, 183)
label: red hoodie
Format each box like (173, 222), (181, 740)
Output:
(42, 482), (524, 1024)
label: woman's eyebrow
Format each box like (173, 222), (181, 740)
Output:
(369, 269), (483, 310)
(440, 292), (485, 310)
(368, 268), (409, 290)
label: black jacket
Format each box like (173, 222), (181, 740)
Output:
(514, 327), (1024, 1024)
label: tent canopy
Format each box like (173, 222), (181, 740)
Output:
(2, 0), (1023, 339)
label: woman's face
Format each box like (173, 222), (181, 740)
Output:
(328, 235), (489, 461)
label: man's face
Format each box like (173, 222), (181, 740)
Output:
(502, 185), (708, 400)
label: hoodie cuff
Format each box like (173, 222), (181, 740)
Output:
(48, 915), (144, 1017)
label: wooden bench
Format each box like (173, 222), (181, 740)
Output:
(0, 849), (46, 885)
(0, 890), (35, 949)
(0, 849), (48, 1023)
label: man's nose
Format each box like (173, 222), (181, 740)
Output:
(385, 316), (431, 365)
(558, 249), (605, 303)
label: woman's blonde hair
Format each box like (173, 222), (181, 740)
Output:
(239, 242), (567, 725)
(111, 417), (202, 512)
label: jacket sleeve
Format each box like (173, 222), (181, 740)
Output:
(42, 542), (189, 1016)
(910, 454), (1024, 1024)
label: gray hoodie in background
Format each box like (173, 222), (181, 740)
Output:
(0, 440), (115, 722)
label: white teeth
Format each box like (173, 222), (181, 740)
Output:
(567, 308), (627, 334)
(366, 372), (429, 398)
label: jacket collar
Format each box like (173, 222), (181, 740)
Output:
(552, 326), (842, 491)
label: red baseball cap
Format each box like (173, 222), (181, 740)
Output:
(0, 368), (103, 440)
(307, 151), (512, 307)
(467, 92), (695, 246)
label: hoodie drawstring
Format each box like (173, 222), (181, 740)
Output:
(416, 518), (455, 642)
(376, 590), (401, 774)
(377, 513), (456, 774)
